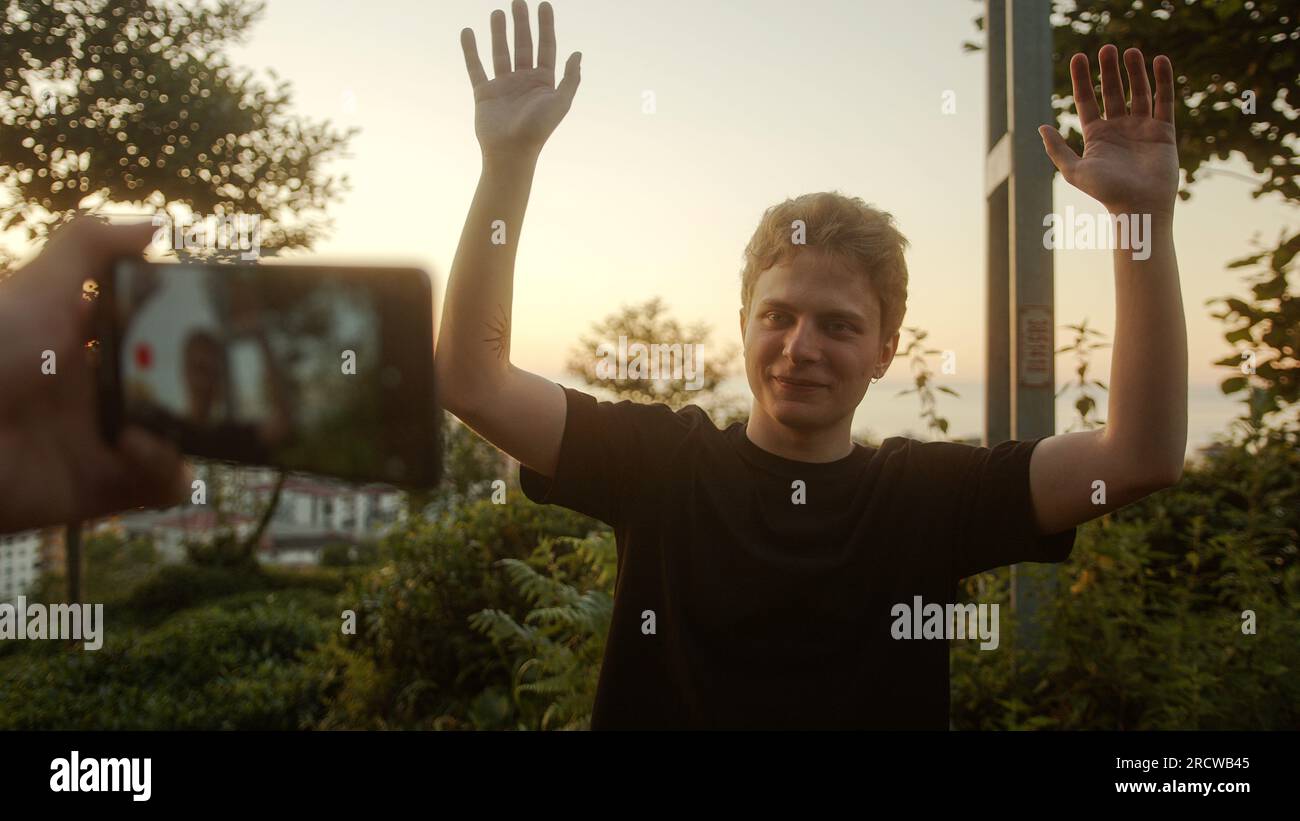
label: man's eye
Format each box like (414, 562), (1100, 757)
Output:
(829, 322), (854, 333)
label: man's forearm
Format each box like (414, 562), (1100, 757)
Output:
(1102, 211), (1188, 481)
(436, 150), (541, 411)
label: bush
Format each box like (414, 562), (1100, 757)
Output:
(951, 435), (1300, 730)
(320, 541), (380, 568)
(0, 591), (336, 730)
(122, 562), (344, 626)
(311, 491), (607, 729)
(468, 532), (615, 730)
(27, 530), (158, 607)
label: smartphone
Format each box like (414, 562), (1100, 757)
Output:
(94, 259), (442, 488)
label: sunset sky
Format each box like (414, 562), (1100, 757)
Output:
(16, 0), (1295, 456)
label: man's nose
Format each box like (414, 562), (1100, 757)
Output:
(782, 318), (822, 363)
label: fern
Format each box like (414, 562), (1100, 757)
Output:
(467, 531), (615, 729)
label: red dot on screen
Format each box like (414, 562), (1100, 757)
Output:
(135, 343), (153, 369)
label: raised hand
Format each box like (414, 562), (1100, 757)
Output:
(460, 0), (582, 160)
(1039, 45), (1179, 218)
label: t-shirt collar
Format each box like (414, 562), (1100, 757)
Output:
(728, 422), (870, 479)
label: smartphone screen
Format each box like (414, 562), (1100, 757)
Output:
(97, 259), (441, 487)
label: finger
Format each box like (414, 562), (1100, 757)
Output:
(557, 51), (582, 107)
(512, 0), (533, 70)
(1069, 53), (1101, 126)
(1038, 125), (1081, 181)
(1124, 47), (1152, 118)
(46, 217), (155, 268)
(41, 217), (155, 292)
(1098, 44), (1126, 118)
(538, 0), (556, 71)
(460, 28), (489, 88)
(1153, 54), (1175, 126)
(116, 427), (191, 510)
(490, 8), (511, 78)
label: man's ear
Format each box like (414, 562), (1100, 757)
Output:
(878, 329), (901, 374)
(738, 306), (747, 341)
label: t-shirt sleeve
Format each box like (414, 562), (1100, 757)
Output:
(518, 385), (692, 528)
(915, 436), (1078, 580)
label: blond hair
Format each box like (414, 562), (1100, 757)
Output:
(740, 191), (909, 344)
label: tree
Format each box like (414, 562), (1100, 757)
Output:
(565, 296), (746, 426)
(184, 465), (285, 569)
(967, 0), (1298, 440)
(1, 0), (356, 593)
(0, 0), (354, 251)
(1209, 231), (1298, 449)
(440, 413), (510, 501)
(1026, 1), (1298, 441)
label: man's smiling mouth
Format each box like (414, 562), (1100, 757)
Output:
(773, 375), (827, 389)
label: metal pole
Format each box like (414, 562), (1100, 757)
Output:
(984, 0), (1010, 450)
(1005, 0), (1058, 650)
(985, 0), (1058, 653)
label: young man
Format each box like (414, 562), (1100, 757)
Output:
(438, 0), (1187, 729)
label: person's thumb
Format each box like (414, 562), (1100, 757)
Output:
(118, 427), (192, 510)
(557, 51), (582, 106)
(36, 216), (155, 290)
(1038, 125), (1079, 181)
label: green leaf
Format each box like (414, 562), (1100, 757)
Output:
(1226, 252), (1267, 269)
(1271, 242), (1298, 272)
(1220, 376), (1248, 394)
(1225, 298), (1254, 317)
(1253, 276), (1287, 300)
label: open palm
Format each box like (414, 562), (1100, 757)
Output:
(1040, 45), (1179, 217)
(461, 0), (581, 158)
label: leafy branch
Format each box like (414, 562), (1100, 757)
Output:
(1055, 317), (1110, 432)
(894, 326), (960, 441)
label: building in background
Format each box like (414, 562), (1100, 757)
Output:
(0, 529), (60, 605)
(109, 469), (404, 568)
(250, 474), (403, 566)
(7, 470), (408, 597)
(145, 509), (260, 563)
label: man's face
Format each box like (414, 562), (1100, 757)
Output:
(184, 339), (224, 423)
(740, 247), (899, 432)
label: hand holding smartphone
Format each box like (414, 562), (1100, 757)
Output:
(94, 259), (442, 487)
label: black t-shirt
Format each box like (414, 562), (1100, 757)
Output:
(519, 386), (1078, 729)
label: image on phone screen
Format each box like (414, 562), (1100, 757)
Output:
(100, 260), (440, 487)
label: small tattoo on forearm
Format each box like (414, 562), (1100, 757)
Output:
(483, 304), (510, 360)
